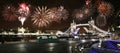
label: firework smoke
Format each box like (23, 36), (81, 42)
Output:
(2, 5), (18, 21)
(31, 6), (52, 28)
(96, 15), (107, 27)
(95, 1), (114, 27)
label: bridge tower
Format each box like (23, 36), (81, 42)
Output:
(88, 17), (95, 33)
(70, 20), (76, 34)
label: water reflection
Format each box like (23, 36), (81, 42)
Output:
(18, 44), (26, 51)
(49, 47), (54, 51)
(47, 43), (56, 51)
(0, 41), (77, 53)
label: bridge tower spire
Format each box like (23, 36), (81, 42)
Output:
(70, 20), (76, 34)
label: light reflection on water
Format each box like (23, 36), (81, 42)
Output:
(47, 43), (56, 51)
(48, 46), (54, 51)
(17, 43), (27, 53)
(0, 41), (77, 53)
(44, 41), (77, 53)
(47, 43), (57, 47)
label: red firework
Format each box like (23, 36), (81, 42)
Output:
(97, 1), (113, 16)
(2, 5), (18, 21)
(18, 3), (30, 17)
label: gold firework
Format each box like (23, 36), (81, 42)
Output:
(31, 6), (52, 28)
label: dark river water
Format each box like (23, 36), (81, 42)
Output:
(0, 41), (76, 53)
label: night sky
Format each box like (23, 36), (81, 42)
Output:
(0, 0), (119, 30)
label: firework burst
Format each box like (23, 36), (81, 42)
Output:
(82, 4), (95, 18)
(18, 3), (30, 17)
(31, 6), (52, 28)
(57, 6), (69, 20)
(72, 7), (94, 22)
(72, 9), (85, 21)
(2, 5), (18, 21)
(73, 0), (94, 22)
(97, 1), (113, 17)
(18, 3), (31, 26)
(48, 6), (69, 22)
(48, 7), (59, 21)
(83, 0), (95, 18)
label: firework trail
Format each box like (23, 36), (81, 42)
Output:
(31, 6), (52, 28)
(2, 5), (18, 21)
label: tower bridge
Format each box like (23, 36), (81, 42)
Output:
(59, 19), (112, 37)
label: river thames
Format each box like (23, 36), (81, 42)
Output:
(0, 40), (77, 53)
